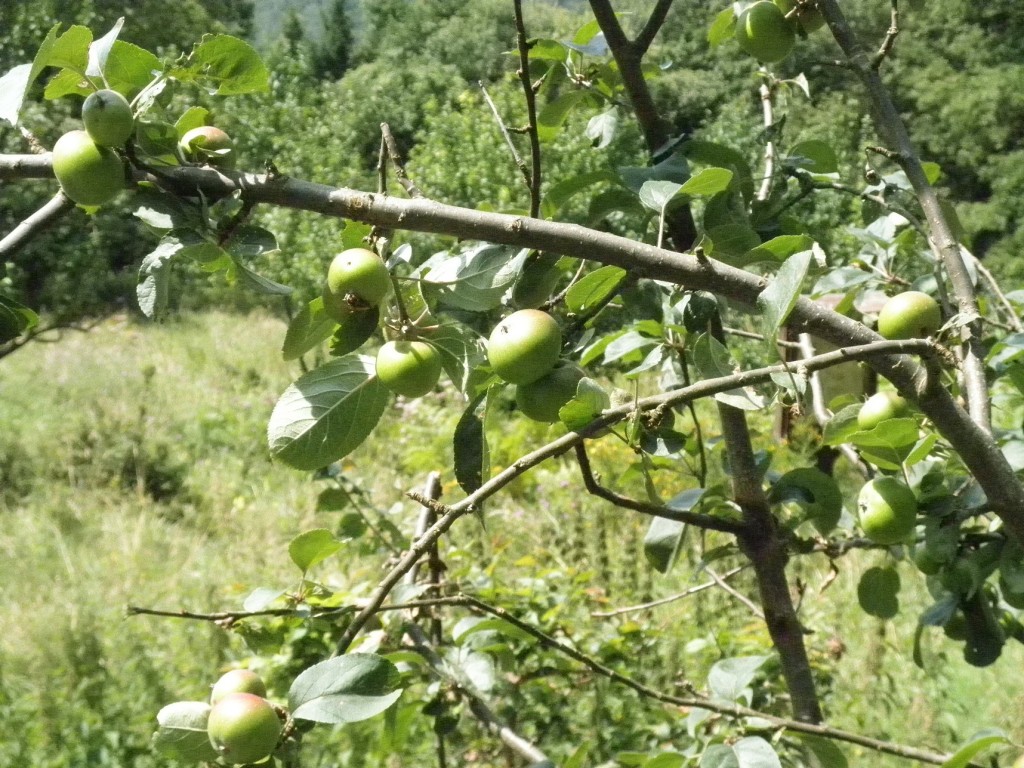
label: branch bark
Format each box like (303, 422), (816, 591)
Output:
(0, 191), (74, 258)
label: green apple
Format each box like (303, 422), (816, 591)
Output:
(773, 0), (826, 34)
(857, 476), (917, 545)
(877, 291), (942, 340)
(207, 693), (281, 765)
(515, 362), (585, 423)
(322, 248), (391, 322)
(82, 89), (134, 146)
(51, 130), (124, 206)
(773, 467), (843, 534)
(179, 126), (236, 168)
(376, 340), (442, 397)
(857, 391), (910, 430)
(487, 309), (561, 385)
(210, 670), (267, 705)
(736, 1), (795, 63)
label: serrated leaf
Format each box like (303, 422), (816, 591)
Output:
(137, 234), (192, 317)
(680, 167), (733, 197)
(757, 250), (812, 338)
(454, 389), (490, 494)
(188, 34), (269, 95)
(858, 566), (900, 619)
(429, 323), (486, 394)
(940, 730), (1010, 768)
(233, 259), (293, 295)
(86, 16), (123, 77)
(708, 656), (770, 703)
(788, 140), (838, 174)
(644, 516), (685, 573)
(639, 180), (684, 213)
(424, 244), (528, 312)
(708, 7), (736, 45)
(537, 91), (588, 142)
(734, 737), (783, 768)
(566, 266), (627, 314)
(289, 654), (403, 724)
(152, 701), (218, 762)
(267, 356), (389, 470)
(559, 378), (610, 429)
(586, 109), (618, 148)
(328, 306), (379, 358)
(0, 294), (39, 342)
(282, 297), (337, 360)
(175, 106), (209, 136)
(289, 528), (342, 572)
(743, 235), (814, 265)
(226, 225), (278, 260)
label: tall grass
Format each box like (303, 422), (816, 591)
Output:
(0, 312), (1021, 766)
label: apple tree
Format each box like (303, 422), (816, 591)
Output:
(4, 1), (1024, 766)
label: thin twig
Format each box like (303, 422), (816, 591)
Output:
(591, 566), (745, 617)
(707, 567), (764, 619)
(872, 0), (901, 68)
(756, 71), (777, 203)
(479, 82), (530, 188)
(0, 191), (75, 259)
(574, 443), (744, 535)
(635, 0), (676, 55)
(380, 122), (424, 199)
(512, 0), (542, 218)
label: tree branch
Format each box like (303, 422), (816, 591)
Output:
(0, 191), (75, 258)
(5, 155), (1024, 546)
(817, 0), (990, 433)
(512, 0), (542, 218)
(591, 566), (746, 617)
(635, 0), (675, 55)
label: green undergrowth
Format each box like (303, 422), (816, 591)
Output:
(0, 311), (1021, 766)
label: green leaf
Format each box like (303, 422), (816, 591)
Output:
(429, 323), (487, 394)
(537, 91), (588, 142)
(175, 107), (209, 136)
(644, 753), (686, 768)
(97, 41), (162, 98)
(282, 297), (337, 360)
(187, 34), (269, 95)
(289, 654), (403, 724)
(541, 170), (617, 218)
(586, 109), (618, 149)
(454, 389), (490, 494)
(680, 167), (734, 197)
(643, 516), (685, 573)
(706, 224), (762, 260)
(708, 656), (770, 703)
(423, 244), (528, 312)
(137, 233), (197, 317)
(701, 737), (781, 768)
(328, 306), (380, 358)
(86, 17), (123, 77)
(691, 333), (766, 410)
(232, 259), (293, 295)
(619, 153), (690, 194)
(226, 226), (278, 260)
(940, 730), (1010, 768)
(0, 64), (33, 126)
(788, 140), (838, 174)
(858, 566), (900, 619)
(559, 378), (611, 429)
(267, 356), (390, 471)
(565, 266), (627, 314)
(136, 119), (181, 165)
(757, 250), (812, 338)
(744, 235), (814, 265)
(683, 140), (754, 200)
(708, 7), (737, 45)
(794, 734), (848, 768)
(289, 528), (342, 573)
(0, 294), (39, 342)
(152, 701), (219, 762)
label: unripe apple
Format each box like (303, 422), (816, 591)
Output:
(736, 1), (795, 63)
(82, 89), (135, 146)
(515, 362), (585, 423)
(207, 692), (281, 765)
(210, 669), (267, 705)
(51, 130), (125, 206)
(323, 248), (391, 322)
(857, 476), (917, 545)
(487, 309), (561, 385)
(179, 125), (236, 168)
(877, 291), (942, 340)
(375, 340), (442, 397)
(857, 391), (910, 430)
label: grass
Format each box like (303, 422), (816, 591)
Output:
(1, 310), (1023, 766)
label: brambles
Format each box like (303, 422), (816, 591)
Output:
(51, 130), (125, 206)
(207, 692), (282, 764)
(487, 309), (561, 385)
(735, 1), (795, 63)
(857, 477), (918, 545)
(515, 362), (585, 423)
(210, 669), (268, 705)
(81, 89), (135, 146)
(179, 126), (236, 168)
(877, 291), (942, 340)
(857, 391), (910, 430)
(322, 248), (391, 322)
(375, 340), (442, 397)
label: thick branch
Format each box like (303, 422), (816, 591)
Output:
(5, 155), (1024, 545)
(817, 0), (990, 432)
(0, 191), (74, 258)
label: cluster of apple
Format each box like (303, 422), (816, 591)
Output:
(203, 669), (284, 764)
(50, 86), (235, 208)
(322, 248), (582, 421)
(851, 290), (942, 545)
(734, 0), (825, 64)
